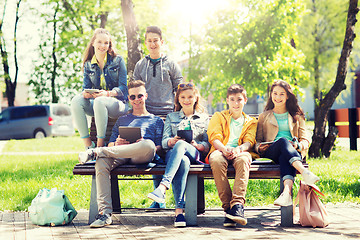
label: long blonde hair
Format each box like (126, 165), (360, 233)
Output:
(174, 83), (206, 113)
(82, 28), (117, 71)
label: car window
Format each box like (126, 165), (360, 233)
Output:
(10, 106), (47, 120)
(52, 105), (71, 116)
(0, 109), (10, 121)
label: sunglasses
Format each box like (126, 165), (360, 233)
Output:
(129, 94), (144, 100)
(178, 83), (195, 89)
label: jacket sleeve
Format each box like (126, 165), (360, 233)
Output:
(154, 117), (165, 147)
(207, 112), (225, 146)
(297, 116), (310, 152)
(170, 61), (183, 92)
(133, 60), (141, 80)
(242, 119), (257, 148)
(255, 113), (265, 153)
(162, 114), (174, 150)
(112, 56), (128, 100)
(82, 62), (93, 90)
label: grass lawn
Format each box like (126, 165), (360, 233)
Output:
(0, 137), (359, 211)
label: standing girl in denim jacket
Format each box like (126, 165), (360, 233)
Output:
(71, 28), (128, 149)
(147, 82), (209, 227)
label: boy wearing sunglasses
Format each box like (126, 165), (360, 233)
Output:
(133, 26), (183, 116)
(77, 80), (164, 228)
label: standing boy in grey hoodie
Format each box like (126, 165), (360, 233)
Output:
(133, 26), (183, 211)
(133, 26), (183, 116)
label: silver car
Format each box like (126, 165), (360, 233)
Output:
(0, 104), (75, 140)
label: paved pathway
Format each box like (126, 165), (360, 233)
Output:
(1, 203), (359, 240)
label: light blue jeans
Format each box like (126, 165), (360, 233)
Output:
(71, 94), (128, 139)
(161, 140), (200, 209)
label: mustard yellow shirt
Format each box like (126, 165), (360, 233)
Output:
(91, 54), (107, 89)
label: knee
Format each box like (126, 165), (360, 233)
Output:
(71, 95), (83, 109)
(234, 152), (252, 166)
(277, 137), (290, 146)
(93, 96), (107, 108)
(95, 157), (110, 173)
(173, 140), (187, 151)
(140, 139), (156, 156)
(209, 151), (226, 167)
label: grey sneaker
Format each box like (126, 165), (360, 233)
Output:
(90, 213), (112, 228)
(302, 169), (320, 185)
(78, 149), (97, 164)
(224, 208), (236, 227)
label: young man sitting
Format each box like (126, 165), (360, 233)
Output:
(78, 80), (164, 228)
(206, 84), (257, 227)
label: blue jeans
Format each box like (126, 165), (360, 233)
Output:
(161, 140), (200, 209)
(71, 94), (128, 139)
(262, 137), (302, 182)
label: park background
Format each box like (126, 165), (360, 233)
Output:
(0, 0), (359, 211)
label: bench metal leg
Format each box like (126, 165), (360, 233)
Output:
(88, 175), (98, 224)
(279, 179), (293, 227)
(111, 175), (121, 213)
(197, 177), (205, 214)
(185, 174), (198, 226)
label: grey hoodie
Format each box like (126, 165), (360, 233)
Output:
(133, 55), (183, 115)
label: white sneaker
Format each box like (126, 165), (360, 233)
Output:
(78, 149), (97, 164)
(90, 213), (112, 228)
(274, 192), (292, 206)
(302, 169), (320, 185)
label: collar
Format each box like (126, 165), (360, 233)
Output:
(91, 54), (107, 65)
(179, 109), (201, 119)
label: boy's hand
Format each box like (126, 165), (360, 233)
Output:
(115, 135), (130, 146)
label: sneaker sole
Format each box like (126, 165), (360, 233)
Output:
(174, 222), (186, 227)
(90, 221), (112, 228)
(274, 201), (293, 207)
(225, 214), (247, 225)
(223, 222), (236, 227)
(147, 193), (165, 204)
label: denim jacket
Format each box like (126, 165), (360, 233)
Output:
(83, 53), (128, 103)
(162, 110), (210, 154)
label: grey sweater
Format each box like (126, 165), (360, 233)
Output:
(133, 55), (183, 115)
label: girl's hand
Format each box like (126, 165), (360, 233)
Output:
(92, 90), (107, 98)
(168, 136), (181, 148)
(258, 144), (270, 154)
(83, 91), (93, 99)
(191, 140), (204, 151)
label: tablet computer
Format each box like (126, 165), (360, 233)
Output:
(84, 89), (100, 94)
(118, 127), (142, 144)
(177, 130), (193, 143)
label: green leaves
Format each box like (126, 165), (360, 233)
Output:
(191, 0), (309, 105)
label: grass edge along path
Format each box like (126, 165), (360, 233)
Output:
(0, 150), (359, 212)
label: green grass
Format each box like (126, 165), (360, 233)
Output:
(0, 138), (359, 211)
(3, 136), (83, 152)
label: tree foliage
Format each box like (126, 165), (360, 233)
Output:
(190, 0), (309, 105)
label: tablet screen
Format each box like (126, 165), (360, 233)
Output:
(118, 127), (142, 143)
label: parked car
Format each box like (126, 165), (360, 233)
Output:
(0, 104), (75, 140)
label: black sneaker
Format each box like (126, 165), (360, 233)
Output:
(224, 208), (236, 227)
(174, 214), (186, 227)
(225, 204), (247, 225)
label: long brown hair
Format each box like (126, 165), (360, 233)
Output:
(264, 80), (305, 121)
(82, 28), (117, 71)
(174, 83), (206, 113)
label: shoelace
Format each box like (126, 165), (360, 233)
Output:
(95, 214), (108, 221)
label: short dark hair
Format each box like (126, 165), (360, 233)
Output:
(227, 84), (247, 98)
(128, 80), (145, 90)
(145, 26), (162, 39)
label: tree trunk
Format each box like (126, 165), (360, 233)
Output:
(51, 4), (59, 103)
(121, 0), (142, 79)
(309, 0), (359, 158)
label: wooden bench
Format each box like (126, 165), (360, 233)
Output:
(328, 108), (360, 150)
(73, 116), (308, 227)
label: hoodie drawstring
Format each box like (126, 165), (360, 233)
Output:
(145, 59), (150, 82)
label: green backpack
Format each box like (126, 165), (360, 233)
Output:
(29, 188), (77, 226)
